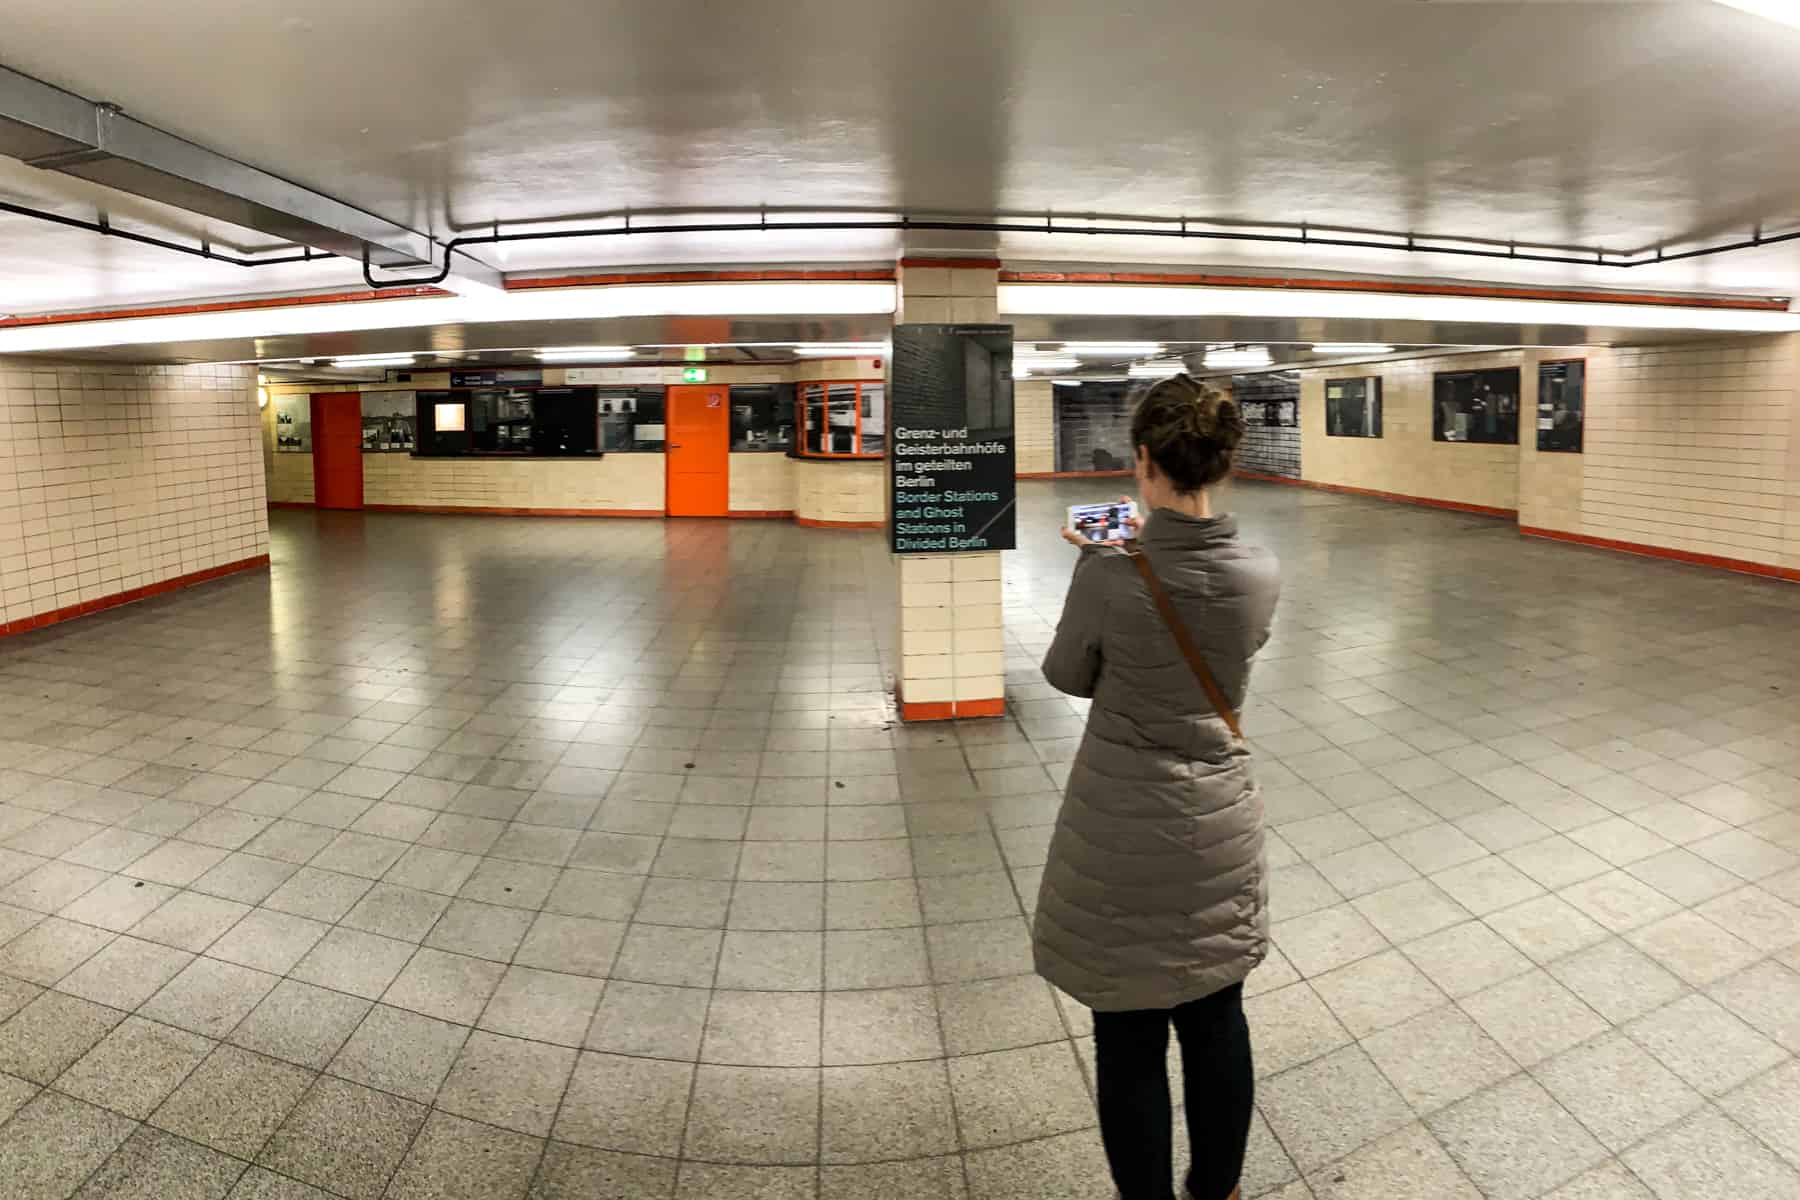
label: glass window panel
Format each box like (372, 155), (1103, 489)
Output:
(729, 384), (794, 452)
(1537, 361), (1584, 453)
(1433, 367), (1521, 444)
(858, 384), (886, 454)
(828, 384), (856, 454)
(803, 384), (826, 454)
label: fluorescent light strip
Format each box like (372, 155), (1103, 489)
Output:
(1712, 1), (1800, 29)
(535, 347), (634, 361)
(332, 353), (417, 366)
(998, 283), (1800, 334)
(1016, 355), (1081, 371)
(1311, 344), (1394, 356)
(1127, 361), (1187, 378)
(1058, 341), (1164, 356)
(1203, 348), (1273, 369)
(790, 343), (888, 356)
(0, 282), (898, 355)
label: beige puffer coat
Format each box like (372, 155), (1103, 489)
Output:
(1032, 509), (1281, 1013)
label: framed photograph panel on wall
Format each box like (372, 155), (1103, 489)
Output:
(361, 391), (417, 452)
(273, 394), (310, 453)
(1537, 360), (1585, 453)
(1433, 366), (1520, 444)
(1325, 377), (1382, 438)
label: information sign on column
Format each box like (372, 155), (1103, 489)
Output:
(887, 324), (1017, 553)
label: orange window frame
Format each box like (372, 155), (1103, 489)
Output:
(796, 379), (884, 459)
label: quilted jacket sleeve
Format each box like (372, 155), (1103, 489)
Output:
(1041, 548), (1114, 698)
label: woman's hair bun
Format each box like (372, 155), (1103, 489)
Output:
(1129, 373), (1244, 493)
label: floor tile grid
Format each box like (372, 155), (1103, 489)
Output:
(0, 629), (1094, 1194)
(0, 482), (1792, 1194)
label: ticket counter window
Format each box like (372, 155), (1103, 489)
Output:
(730, 384), (795, 452)
(416, 387), (610, 456)
(596, 388), (667, 451)
(796, 380), (884, 458)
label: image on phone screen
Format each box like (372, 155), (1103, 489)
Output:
(1067, 501), (1137, 544)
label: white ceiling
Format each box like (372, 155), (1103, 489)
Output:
(4, 0), (1800, 315)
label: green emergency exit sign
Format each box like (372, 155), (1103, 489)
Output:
(682, 366), (709, 383)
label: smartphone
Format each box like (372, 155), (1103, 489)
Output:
(1067, 500), (1138, 544)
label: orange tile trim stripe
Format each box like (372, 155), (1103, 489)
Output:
(363, 504), (664, 518)
(0, 287), (450, 329)
(0, 554), (271, 639)
(727, 510), (796, 519)
(1234, 470), (1518, 519)
(0, 271), (895, 328)
(507, 268), (896, 290)
(998, 270), (1792, 311)
(1016, 470), (1134, 480)
(1521, 526), (1800, 583)
(899, 257), (1003, 270)
(795, 517), (885, 530)
(898, 698), (1007, 721)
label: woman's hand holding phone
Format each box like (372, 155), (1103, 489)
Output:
(1061, 495), (1143, 548)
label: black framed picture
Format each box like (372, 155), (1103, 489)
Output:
(1538, 360), (1585, 453)
(1434, 367), (1520, 444)
(1325, 377), (1382, 438)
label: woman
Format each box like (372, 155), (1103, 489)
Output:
(1034, 374), (1281, 1200)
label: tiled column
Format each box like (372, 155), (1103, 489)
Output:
(893, 258), (1009, 720)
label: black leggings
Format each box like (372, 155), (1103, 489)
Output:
(1092, 983), (1253, 1200)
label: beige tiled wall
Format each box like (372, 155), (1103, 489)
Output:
(794, 459), (885, 525)
(895, 265), (999, 324)
(0, 359), (267, 625)
(728, 453), (797, 513)
(1016, 380), (1055, 474)
(897, 552), (1005, 706)
(269, 451), (315, 504)
(363, 453), (665, 511)
(1582, 337), (1800, 570)
(1299, 350), (1527, 512)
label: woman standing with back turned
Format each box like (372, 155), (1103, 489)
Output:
(1034, 375), (1280, 1200)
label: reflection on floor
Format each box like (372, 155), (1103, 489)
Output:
(0, 479), (1798, 1200)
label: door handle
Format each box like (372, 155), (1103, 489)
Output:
(669, 443), (682, 449)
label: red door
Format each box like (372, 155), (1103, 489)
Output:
(665, 384), (730, 517)
(310, 392), (364, 510)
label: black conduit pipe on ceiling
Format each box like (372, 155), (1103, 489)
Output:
(4, 195), (1796, 287)
(0, 200), (326, 268)
(360, 214), (1800, 290)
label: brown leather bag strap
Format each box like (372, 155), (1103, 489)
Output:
(1127, 548), (1245, 741)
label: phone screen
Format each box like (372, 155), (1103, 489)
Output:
(1067, 501), (1138, 544)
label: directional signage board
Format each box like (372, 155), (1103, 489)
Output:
(887, 324), (1016, 553)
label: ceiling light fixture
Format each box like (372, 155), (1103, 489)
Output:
(1310, 344), (1394, 356)
(790, 343), (888, 357)
(1058, 341), (1165, 357)
(0, 282), (898, 355)
(1016, 355), (1081, 372)
(1127, 361), (1188, 378)
(534, 346), (634, 361)
(1711, 0), (1800, 29)
(999, 283), (1800, 335)
(330, 353), (418, 367)
(1203, 347), (1274, 370)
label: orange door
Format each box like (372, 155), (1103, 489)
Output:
(310, 392), (364, 510)
(665, 384), (730, 517)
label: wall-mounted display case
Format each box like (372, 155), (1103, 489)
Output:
(361, 391), (416, 452)
(1325, 377), (1382, 438)
(1538, 360), (1585, 453)
(274, 394), (311, 452)
(1434, 367), (1520, 444)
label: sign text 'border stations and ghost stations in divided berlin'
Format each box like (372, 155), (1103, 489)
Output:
(887, 324), (1017, 553)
